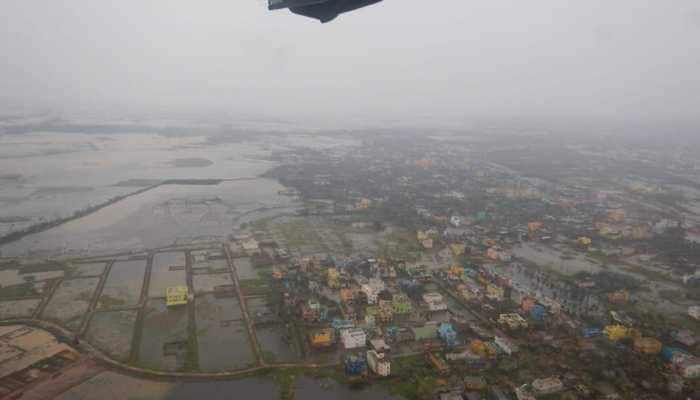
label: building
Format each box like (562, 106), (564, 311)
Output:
(361, 278), (385, 305)
(494, 336), (518, 355)
(344, 353), (367, 375)
(438, 322), (458, 347)
(241, 238), (260, 254)
(679, 358), (700, 379)
(365, 305), (393, 324)
(427, 352), (450, 373)
(498, 313), (528, 329)
(341, 328), (366, 349)
(485, 284), (505, 301)
(302, 299), (321, 322)
(412, 322), (439, 341)
(367, 350), (391, 376)
(370, 338), (390, 352)
(608, 289), (630, 304)
(463, 376), (486, 391)
(514, 386), (536, 400)
(688, 305), (700, 320)
(309, 328), (335, 349)
(327, 268), (339, 289)
(340, 288), (354, 305)
(423, 292), (448, 312)
(439, 391), (464, 400)
(633, 337), (662, 354)
(392, 294), (413, 315)
(532, 377), (563, 395)
(166, 286), (188, 306)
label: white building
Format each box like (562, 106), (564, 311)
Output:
(514, 386), (536, 400)
(341, 328), (367, 349)
(423, 292), (448, 312)
(498, 313), (529, 329)
(450, 216), (462, 227)
(688, 305), (700, 320)
(532, 377), (564, 395)
(241, 238), (260, 254)
(485, 284), (505, 301)
(680, 358), (700, 379)
(494, 336), (518, 355)
(367, 350), (391, 376)
(361, 278), (385, 305)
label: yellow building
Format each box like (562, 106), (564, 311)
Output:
(327, 268), (339, 289)
(166, 286), (188, 306)
(577, 237), (592, 247)
(633, 337), (662, 354)
(604, 325), (628, 341)
(450, 244), (466, 257)
(340, 288), (354, 304)
(309, 328), (334, 348)
(449, 265), (464, 277)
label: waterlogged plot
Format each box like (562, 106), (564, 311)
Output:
(255, 324), (299, 363)
(192, 273), (233, 295)
(191, 250), (228, 274)
(67, 262), (106, 278)
(195, 294), (254, 371)
(43, 277), (100, 330)
(233, 257), (256, 280)
(86, 310), (137, 362)
(138, 299), (190, 371)
(149, 252), (186, 298)
(0, 298), (41, 319)
(99, 259), (146, 309)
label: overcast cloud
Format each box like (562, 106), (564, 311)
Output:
(1, 0), (699, 124)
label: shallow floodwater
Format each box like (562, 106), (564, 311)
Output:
(99, 259), (147, 308)
(56, 372), (402, 400)
(0, 179), (294, 258)
(513, 242), (601, 275)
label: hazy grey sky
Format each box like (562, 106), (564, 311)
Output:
(1, 0), (699, 123)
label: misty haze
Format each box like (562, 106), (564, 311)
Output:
(0, 1), (699, 400)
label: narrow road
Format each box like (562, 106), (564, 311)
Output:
(34, 278), (61, 319)
(223, 243), (264, 367)
(184, 251), (199, 370)
(78, 260), (114, 336)
(129, 253), (153, 363)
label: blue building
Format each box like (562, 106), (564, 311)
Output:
(439, 322), (459, 347)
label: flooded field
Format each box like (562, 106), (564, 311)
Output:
(0, 298), (41, 319)
(56, 372), (399, 400)
(191, 250), (228, 274)
(255, 323), (299, 363)
(99, 259), (147, 309)
(138, 299), (190, 371)
(86, 310), (137, 362)
(513, 242), (601, 275)
(192, 273), (233, 295)
(55, 372), (278, 400)
(0, 268), (63, 287)
(0, 131), (283, 236)
(1, 179), (294, 258)
(42, 277), (100, 330)
(67, 262), (105, 277)
(195, 294), (255, 371)
(233, 257), (257, 280)
(149, 252), (186, 298)
(295, 377), (402, 400)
